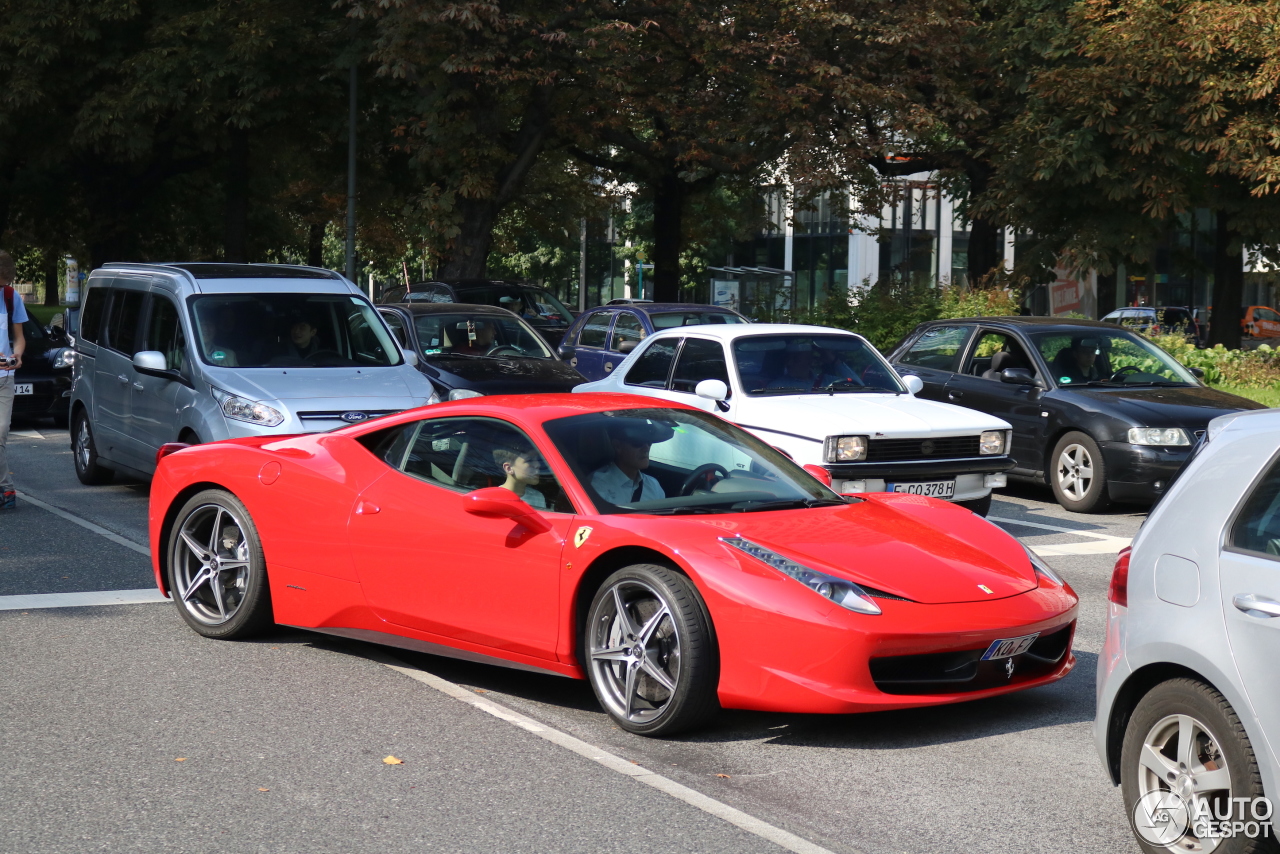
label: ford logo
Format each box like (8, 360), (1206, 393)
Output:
(340, 411), (369, 423)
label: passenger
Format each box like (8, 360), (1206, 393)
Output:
(198, 310), (238, 367)
(1053, 337), (1103, 384)
(289, 316), (322, 359)
(493, 445), (548, 509)
(590, 420), (672, 504)
(452, 319), (497, 354)
(766, 343), (816, 390)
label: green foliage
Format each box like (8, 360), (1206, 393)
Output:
(937, 285), (1021, 319)
(1147, 332), (1280, 390)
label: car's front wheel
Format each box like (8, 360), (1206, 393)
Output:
(584, 564), (719, 736)
(166, 489), (273, 639)
(72, 411), (113, 485)
(1051, 431), (1111, 513)
(1121, 678), (1271, 854)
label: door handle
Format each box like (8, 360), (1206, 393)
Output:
(132, 382), (144, 392)
(116, 374), (129, 384)
(948, 390), (964, 400)
(1233, 593), (1280, 618)
(355, 501), (380, 516)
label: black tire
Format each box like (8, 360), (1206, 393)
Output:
(956, 493), (993, 517)
(1121, 678), (1276, 854)
(1050, 431), (1111, 513)
(166, 489), (273, 639)
(583, 564), (719, 736)
(72, 410), (114, 485)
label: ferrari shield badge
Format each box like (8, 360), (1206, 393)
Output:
(978, 584), (994, 594)
(574, 526), (593, 549)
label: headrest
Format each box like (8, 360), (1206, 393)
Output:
(990, 350), (1023, 372)
(1072, 336), (1100, 352)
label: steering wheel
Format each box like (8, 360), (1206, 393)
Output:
(485, 344), (522, 357)
(680, 463), (730, 496)
(1110, 365), (1142, 382)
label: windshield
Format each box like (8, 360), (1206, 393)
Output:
(651, 311), (747, 329)
(414, 313), (553, 359)
(1028, 328), (1197, 386)
(544, 408), (845, 515)
(456, 286), (574, 326)
(189, 294), (402, 368)
(732, 334), (906, 395)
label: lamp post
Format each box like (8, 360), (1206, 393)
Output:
(345, 65), (357, 281)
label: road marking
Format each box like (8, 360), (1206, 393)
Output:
(374, 652), (844, 854)
(989, 515), (1132, 556)
(0, 588), (167, 611)
(9, 428), (48, 439)
(15, 490), (150, 556)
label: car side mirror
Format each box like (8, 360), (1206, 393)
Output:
(132, 350), (171, 377)
(802, 464), (833, 486)
(900, 374), (924, 395)
(463, 487), (553, 534)
(402, 350), (419, 368)
(695, 379), (728, 401)
(617, 340), (638, 355)
(557, 344), (575, 360)
(1186, 365), (1205, 379)
(1000, 368), (1037, 385)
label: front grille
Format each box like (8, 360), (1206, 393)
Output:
(869, 622), (1073, 695)
(865, 436), (981, 462)
(297, 409), (398, 421)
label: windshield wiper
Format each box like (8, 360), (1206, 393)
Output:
(437, 352), (501, 360)
(812, 382), (899, 395)
(737, 497), (849, 513)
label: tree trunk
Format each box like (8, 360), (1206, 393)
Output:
(1208, 210), (1243, 350)
(223, 128), (250, 263)
(437, 196), (499, 279)
(967, 217), (1004, 286)
(651, 173), (686, 302)
(307, 221), (326, 268)
(43, 252), (59, 306)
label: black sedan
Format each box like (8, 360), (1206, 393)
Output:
(377, 302), (585, 400)
(379, 279), (576, 347)
(12, 316), (73, 427)
(888, 317), (1265, 512)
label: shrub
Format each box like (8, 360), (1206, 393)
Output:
(1147, 333), (1280, 389)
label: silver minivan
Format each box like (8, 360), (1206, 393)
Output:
(70, 262), (434, 483)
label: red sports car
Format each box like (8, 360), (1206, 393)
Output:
(149, 393), (1078, 736)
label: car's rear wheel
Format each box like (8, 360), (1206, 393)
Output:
(1051, 431), (1111, 513)
(584, 564), (719, 736)
(72, 411), (113, 485)
(1121, 678), (1271, 854)
(167, 489), (273, 639)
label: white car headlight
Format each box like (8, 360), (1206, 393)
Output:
(52, 348), (75, 369)
(448, 388), (484, 401)
(824, 435), (868, 463)
(1025, 544), (1064, 585)
(979, 430), (1008, 455)
(211, 387), (285, 427)
(1127, 427), (1190, 446)
(721, 536), (882, 615)
(426, 388), (442, 405)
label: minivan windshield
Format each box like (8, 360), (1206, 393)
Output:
(189, 294), (402, 368)
(732, 334), (906, 395)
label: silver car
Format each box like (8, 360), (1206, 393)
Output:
(70, 262), (434, 483)
(1096, 408), (1280, 852)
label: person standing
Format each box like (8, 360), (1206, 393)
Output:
(0, 250), (29, 510)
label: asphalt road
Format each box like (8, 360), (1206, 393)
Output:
(0, 422), (1144, 853)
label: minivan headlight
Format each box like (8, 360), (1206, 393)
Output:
(211, 387), (285, 427)
(720, 537), (881, 615)
(979, 430), (1008, 455)
(824, 435), (868, 463)
(1127, 427), (1190, 446)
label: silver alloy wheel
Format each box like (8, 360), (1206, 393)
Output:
(1056, 442), (1095, 502)
(172, 503), (253, 626)
(1136, 713), (1232, 852)
(588, 579), (681, 725)
(75, 419), (92, 472)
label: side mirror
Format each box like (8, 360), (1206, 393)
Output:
(900, 374), (924, 395)
(463, 487), (553, 535)
(802, 464), (833, 486)
(132, 350), (171, 377)
(1186, 365), (1205, 379)
(617, 339), (638, 355)
(402, 350), (419, 368)
(1000, 368), (1037, 385)
(557, 344), (575, 361)
(694, 379), (728, 401)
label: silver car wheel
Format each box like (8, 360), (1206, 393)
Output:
(1056, 442), (1094, 502)
(1136, 713), (1233, 853)
(172, 503), (252, 626)
(588, 579), (681, 725)
(75, 419), (92, 471)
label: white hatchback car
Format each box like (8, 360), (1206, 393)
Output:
(1097, 408), (1280, 853)
(574, 324), (1013, 514)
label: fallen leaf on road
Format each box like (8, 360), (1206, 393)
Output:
(383, 756), (404, 765)
(715, 774), (730, 779)
(473, 689), (488, 694)
(175, 758), (186, 762)
(258, 788), (269, 792)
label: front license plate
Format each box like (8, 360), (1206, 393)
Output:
(889, 480), (955, 498)
(981, 633), (1040, 661)
(14, 383), (33, 395)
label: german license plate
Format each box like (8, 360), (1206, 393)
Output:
(14, 383), (33, 395)
(981, 633), (1040, 661)
(889, 480), (954, 498)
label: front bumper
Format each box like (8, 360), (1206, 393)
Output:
(10, 375), (71, 419)
(826, 456), (1014, 502)
(1100, 442), (1191, 503)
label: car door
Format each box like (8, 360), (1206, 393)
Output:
(93, 278), (150, 467)
(571, 311), (615, 381)
(347, 416), (573, 662)
(1219, 451), (1280, 751)
(131, 289), (196, 462)
(605, 311), (647, 376)
(617, 336), (680, 402)
(379, 308), (410, 351)
(660, 337), (733, 415)
(892, 324), (974, 401)
(944, 329), (1045, 469)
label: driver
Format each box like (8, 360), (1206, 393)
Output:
(452, 319), (497, 354)
(288, 316), (322, 359)
(493, 445), (548, 509)
(590, 419), (672, 504)
(198, 309), (238, 367)
(1054, 336), (1102, 384)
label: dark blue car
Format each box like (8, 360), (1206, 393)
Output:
(558, 303), (749, 381)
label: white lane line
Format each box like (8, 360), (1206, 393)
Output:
(15, 490), (150, 556)
(989, 515), (1132, 556)
(375, 653), (844, 854)
(0, 588), (167, 611)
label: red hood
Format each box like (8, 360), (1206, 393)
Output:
(694, 494), (1036, 605)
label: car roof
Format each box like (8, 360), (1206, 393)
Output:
(381, 302), (520, 318)
(921, 316), (1125, 332)
(637, 322), (855, 341)
(99, 262), (357, 295)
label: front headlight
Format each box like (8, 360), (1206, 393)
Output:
(979, 430), (1008, 455)
(426, 388), (442, 406)
(448, 388), (484, 401)
(1127, 427), (1190, 446)
(1025, 544), (1064, 585)
(210, 387), (285, 427)
(52, 348), (75, 369)
(721, 536), (882, 615)
(824, 435), (868, 463)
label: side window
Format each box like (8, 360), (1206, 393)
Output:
(381, 311), (408, 348)
(964, 331), (1033, 379)
(577, 312), (612, 348)
(144, 296), (186, 372)
(897, 325), (971, 372)
(610, 312), (645, 351)
(104, 289), (146, 356)
(383, 286), (407, 303)
(624, 339), (678, 388)
(671, 338), (730, 393)
(1231, 455), (1280, 559)
(79, 286), (108, 344)
(386, 417), (571, 512)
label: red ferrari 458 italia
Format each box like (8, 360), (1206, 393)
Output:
(149, 393), (1078, 736)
